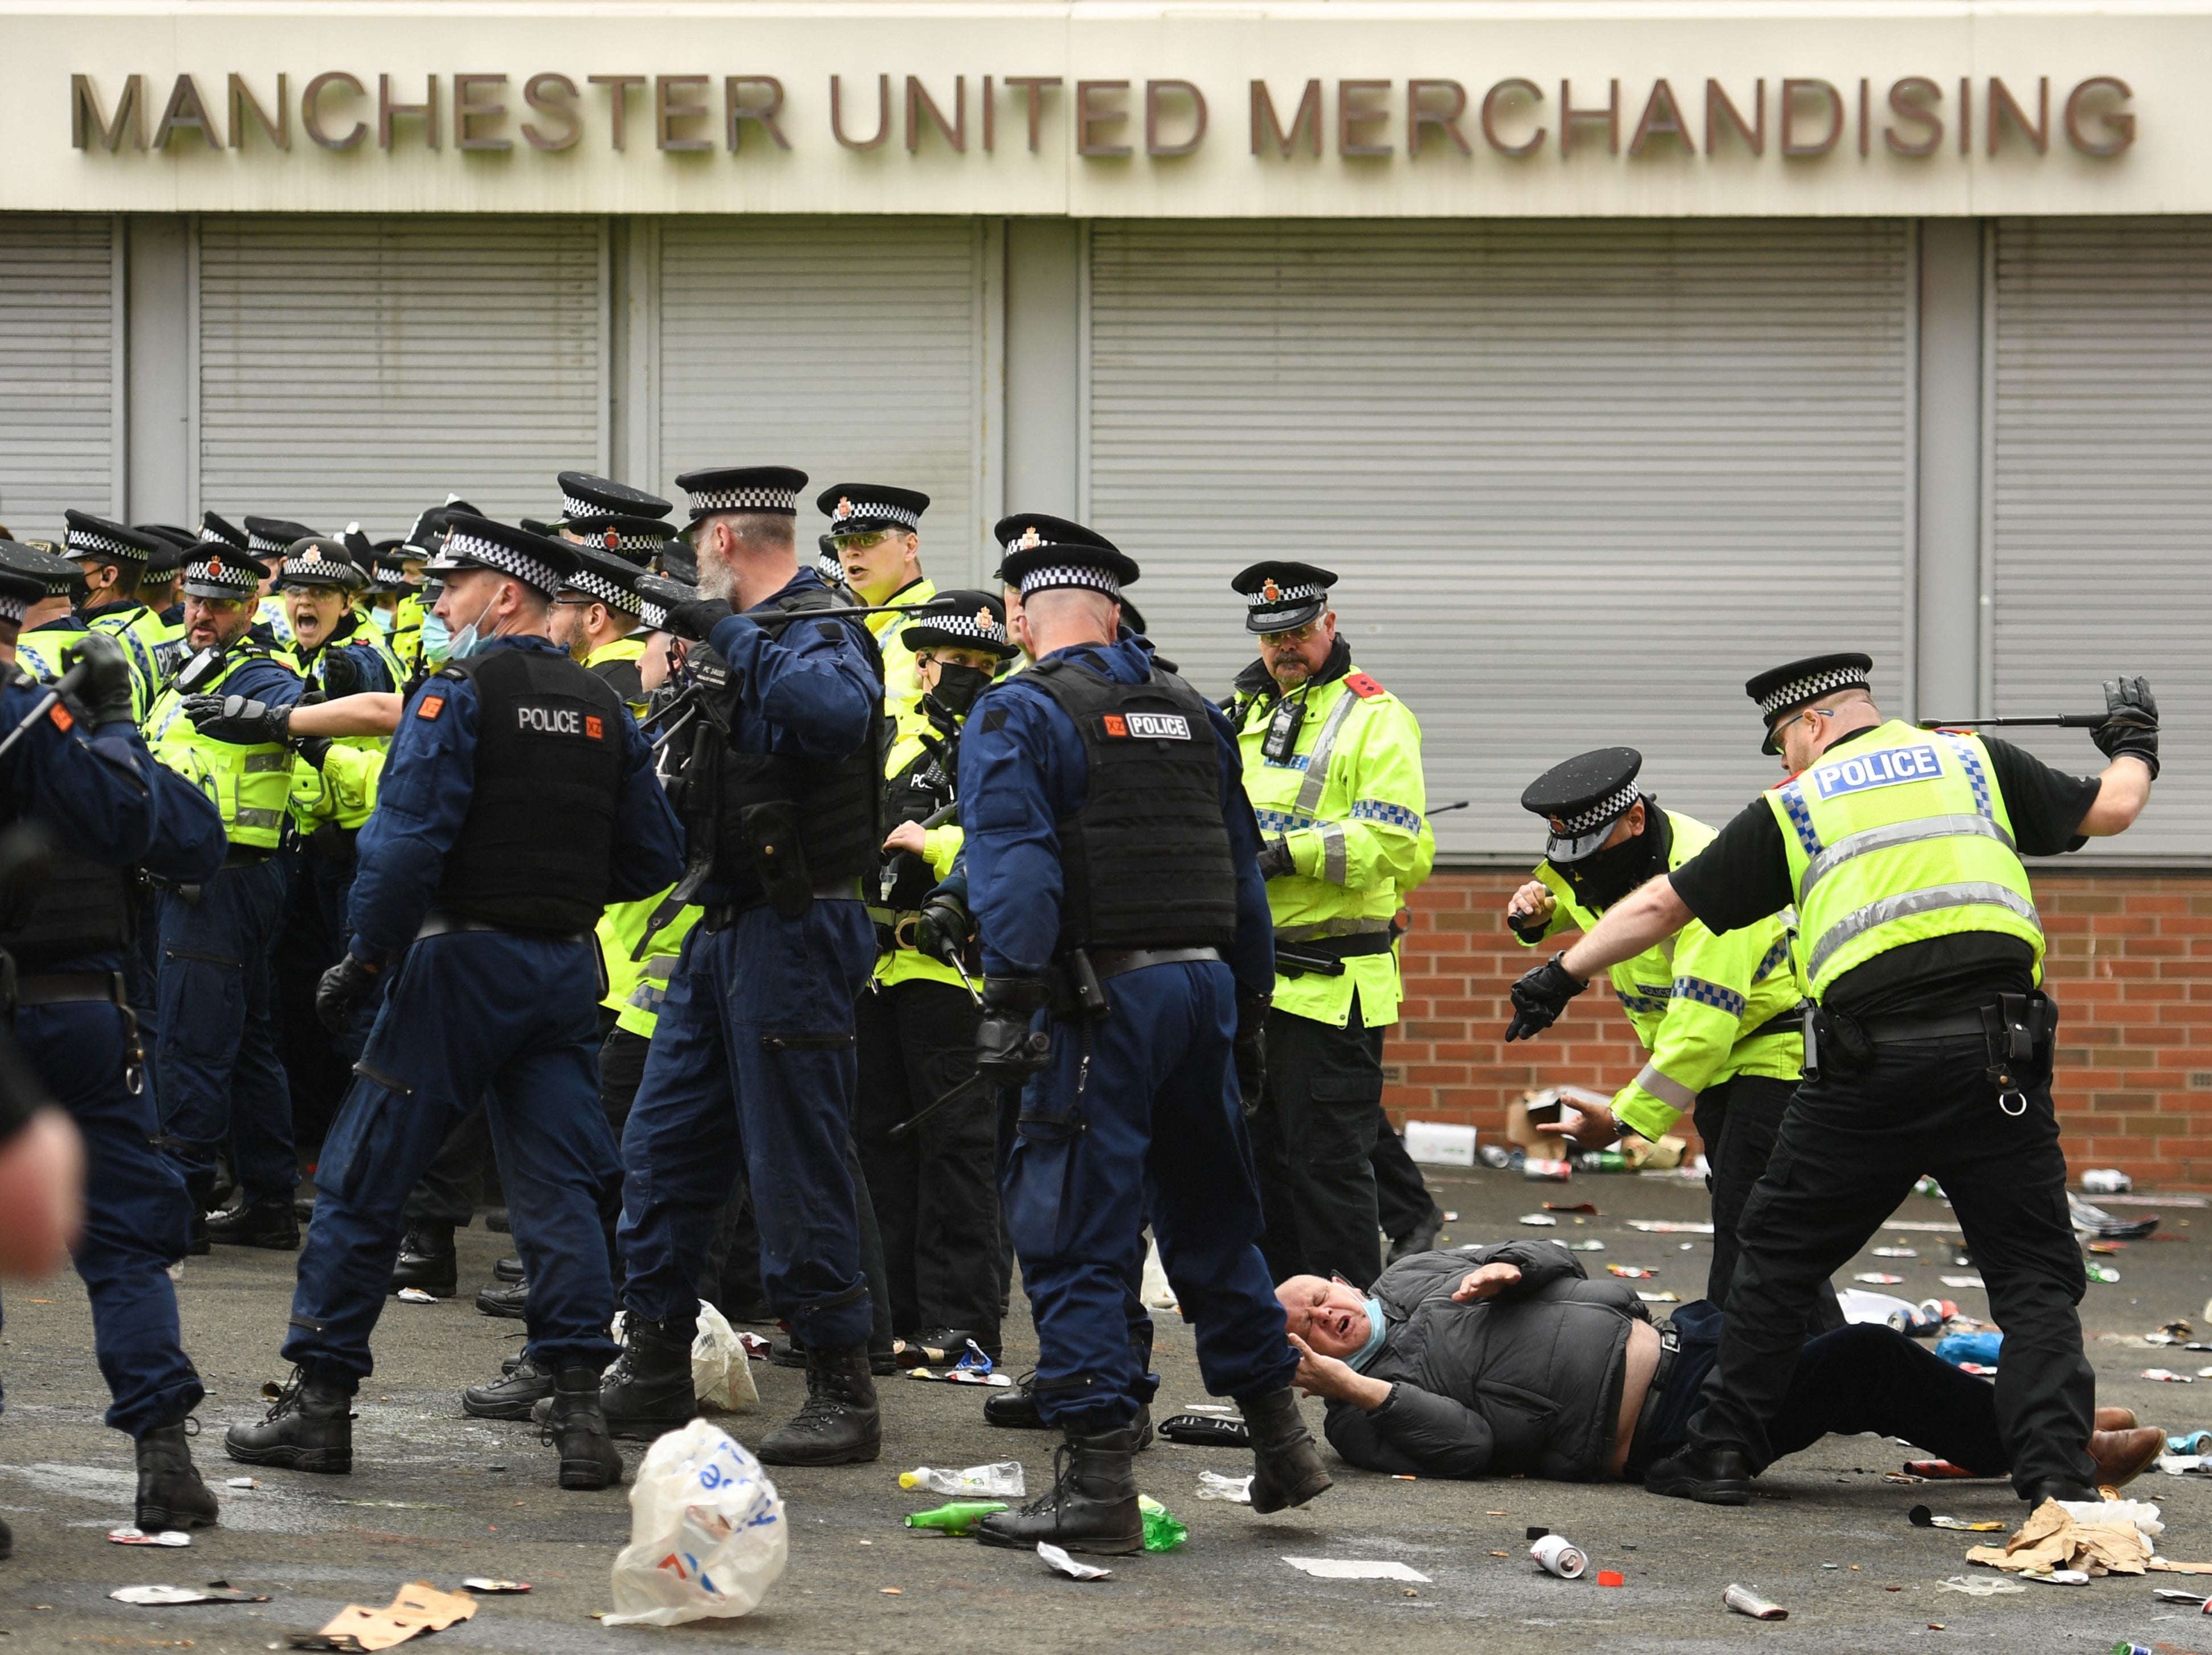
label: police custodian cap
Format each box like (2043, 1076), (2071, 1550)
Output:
(1521, 747), (1644, 864)
(816, 533), (847, 584)
(900, 589), (1017, 658)
(278, 538), (368, 591)
(0, 548), (57, 623)
(426, 515), (579, 599)
(562, 543), (664, 626)
(244, 516), (319, 561)
(181, 543), (271, 601)
(674, 466), (809, 524)
(556, 471), (672, 527)
(0, 539), (84, 601)
(1231, 560), (1337, 634)
(63, 512), (164, 566)
(819, 483), (930, 537)
(994, 513), (1140, 599)
(1745, 651), (1875, 754)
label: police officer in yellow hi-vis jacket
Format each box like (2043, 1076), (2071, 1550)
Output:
(1506, 747), (1835, 1324)
(1227, 561), (1429, 1292)
(821, 483), (934, 724)
(1505, 651), (2160, 1510)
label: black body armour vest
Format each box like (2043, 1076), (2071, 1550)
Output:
(431, 647), (628, 935)
(0, 822), (133, 968)
(879, 744), (953, 911)
(673, 586), (885, 913)
(1025, 657), (1239, 955)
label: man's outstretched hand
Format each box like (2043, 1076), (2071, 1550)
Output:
(1452, 1262), (1523, 1302)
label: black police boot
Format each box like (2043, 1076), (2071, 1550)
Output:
(596, 1316), (699, 1441)
(987, 1374), (1152, 1450)
(975, 1425), (1142, 1555)
(223, 1369), (354, 1474)
(388, 1225), (457, 1298)
(757, 1344), (881, 1467)
(134, 1421), (220, 1532)
(183, 1172), (213, 1258)
(492, 1256), (525, 1284)
(206, 1197), (300, 1252)
(1643, 1443), (1753, 1506)
(1240, 1387), (1332, 1514)
(769, 1332), (807, 1369)
(1387, 1203), (1446, 1265)
(476, 1279), (528, 1319)
(542, 1366), (625, 1491)
(463, 1351), (557, 1421)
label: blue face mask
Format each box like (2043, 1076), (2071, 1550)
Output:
(1346, 1296), (1389, 1372)
(444, 590), (505, 662)
(419, 608), (450, 662)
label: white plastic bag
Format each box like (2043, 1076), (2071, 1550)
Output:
(611, 1301), (758, 1412)
(604, 1420), (786, 1627)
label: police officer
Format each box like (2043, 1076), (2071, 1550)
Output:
(1, 541), (88, 678)
(1507, 748), (1835, 1322)
(958, 516), (1329, 1554)
(597, 464), (888, 1468)
(856, 591), (1018, 1361)
(817, 533), (855, 594)
(821, 484), (933, 720)
(1224, 561), (1430, 1291)
(365, 543), (428, 682)
(142, 544), (307, 1250)
(551, 544), (661, 718)
(223, 515), (683, 1491)
(62, 512), (166, 722)
(132, 533), (190, 687)
(0, 617), (228, 1540)
(1505, 653), (2160, 1507)
(240, 517), (317, 649)
(553, 471), (676, 570)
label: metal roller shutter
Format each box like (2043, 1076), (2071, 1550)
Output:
(657, 218), (984, 573)
(197, 216), (604, 538)
(1088, 219), (1913, 861)
(1991, 218), (2212, 863)
(0, 214), (115, 542)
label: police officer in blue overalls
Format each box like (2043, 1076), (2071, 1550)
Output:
(594, 465), (888, 1467)
(956, 516), (1332, 1555)
(218, 516), (680, 1492)
(0, 615), (228, 1544)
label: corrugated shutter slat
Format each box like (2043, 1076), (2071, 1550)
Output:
(0, 215), (113, 543)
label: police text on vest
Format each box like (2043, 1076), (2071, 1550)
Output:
(1810, 743), (1943, 800)
(516, 704), (583, 735)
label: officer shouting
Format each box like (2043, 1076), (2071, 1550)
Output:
(223, 516), (681, 1493)
(960, 515), (1330, 1555)
(1505, 653), (2159, 1507)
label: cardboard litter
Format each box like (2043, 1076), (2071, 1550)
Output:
(1963, 1498), (2159, 1577)
(1283, 1556), (1431, 1583)
(307, 1581), (476, 1651)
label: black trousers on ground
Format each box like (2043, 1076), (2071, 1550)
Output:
(1369, 1103), (1437, 1243)
(1692, 1074), (1843, 1334)
(1688, 1034), (2093, 1498)
(1254, 1000), (1386, 1290)
(853, 978), (1001, 1343)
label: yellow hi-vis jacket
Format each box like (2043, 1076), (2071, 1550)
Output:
(864, 577), (934, 738)
(83, 602), (162, 724)
(280, 620), (405, 834)
(871, 721), (966, 992)
(146, 647), (296, 851)
(593, 669), (699, 1038)
(1235, 661), (1428, 1028)
(1519, 809), (1805, 1143)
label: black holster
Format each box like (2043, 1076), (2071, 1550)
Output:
(740, 800), (815, 920)
(1980, 990), (2058, 1104)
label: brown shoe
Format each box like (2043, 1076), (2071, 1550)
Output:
(2089, 1426), (2166, 1490)
(2095, 1406), (2140, 1433)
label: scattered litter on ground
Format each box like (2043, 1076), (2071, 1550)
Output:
(905, 1367), (1013, 1387)
(1442, 1211), (1459, 1222)
(2173, 1431), (2212, 1454)
(737, 1331), (772, 1359)
(1936, 1574), (2023, 1596)
(2154, 1587), (2212, 1605)
(1936, 1331), (2003, 1368)
(226, 1477), (259, 1489)
(109, 1527), (191, 1546)
(1910, 1506), (2006, 1532)
(1284, 1556), (1430, 1583)
(2021, 1568), (2088, 1585)
(1839, 1289), (1944, 1333)
(2090, 1242), (2127, 1256)
(1138, 1495), (1187, 1552)
(461, 1579), (530, 1593)
(300, 1581), (476, 1650)
(614, 1302), (758, 1411)
(1723, 1583), (1787, 1620)
(1158, 1413), (1250, 1448)
(2165, 1455), (2212, 1477)
(1597, 1570), (1624, 1587)
(1855, 1273), (1907, 1285)
(1542, 1202), (1598, 1215)
(1627, 1221), (1714, 1235)
(2089, 1265), (2124, 1285)
(2144, 1368), (2194, 1383)
(1885, 1221), (1964, 1233)
(1887, 1472), (1928, 1485)
(1195, 1471), (1253, 1503)
(1915, 1177), (1944, 1198)
(1607, 1265), (1659, 1279)
(1963, 1497), (2161, 1576)
(1529, 1534), (1587, 1579)
(1038, 1542), (1112, 1581)
(395, 1287), (438, 1305)
(2082, 1169), (2133, 1193)
(1567, 1240), (1606, 1253)
(1636, 1291), (1680, 1303)
(900, 1462), (1024, 1498)
(111, 1583), (271, 1605)
(605, 1420), (786, 1627)
(1524, 1159), (1573, 1182)
(1874, 1248), (1920, 1258)
(904, 1502), (1007, 1535)
(2072, 1193), (2159, 1242)
(1518, 1213), (1559, 1227)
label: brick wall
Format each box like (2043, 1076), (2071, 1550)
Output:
(1386, 869), (2212, 1189)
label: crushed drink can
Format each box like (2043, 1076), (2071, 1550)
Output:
(1724, 1583), (1787, 1620)
(1529, 1534), (1587, 1579)
(1524, 1159), (1572, 1181)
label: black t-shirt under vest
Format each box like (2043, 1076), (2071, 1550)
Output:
(1025, 657), (1238, 956)
(432, 647), (627, 935)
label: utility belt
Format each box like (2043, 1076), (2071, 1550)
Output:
(701, 878), (864, 934)
(1046, 945), (1225, 1020)
(416, 910), (590, 946)
(1273, 928), (1398, 980)
(1741, 1002), (1811, 1045)
(8, 967), (146, 1095)
(147, 847), (271, 906)
(1801, 990), (2056, 1117)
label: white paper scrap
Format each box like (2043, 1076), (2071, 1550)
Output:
(1283, 1556), (1431, 1583)
(1038, 1542), (1113, 1580)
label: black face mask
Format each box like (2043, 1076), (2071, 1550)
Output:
(927, 663), (994, 721)
(1560, 828), (1658, 912)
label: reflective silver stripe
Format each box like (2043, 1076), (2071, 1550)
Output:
(1317, 820), (1347, 884)
(232, 806), (284, 829)
(642, 954), (681, 979)
(243, 752), (294, 773)
(1798, 815), (2015, 904)
(1807, 883), (2042, 981)
(1292, 687), (1362, 814)
(1634, 1062), (1699, 1110)
(627, 981), (666, 1010)
(1274, 916), (1394, 943)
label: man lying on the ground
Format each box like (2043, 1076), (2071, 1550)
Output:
(1278, 1245), (2159, 1493)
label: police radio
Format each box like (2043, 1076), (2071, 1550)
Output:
(1262, 691), (1308, 765)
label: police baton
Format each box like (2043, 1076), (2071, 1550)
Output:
(1429, 799), (1471, 814)
(0, 658), (93, 767)
(1919, 715), (2107, 729)
(887, 1069), (991, 1140)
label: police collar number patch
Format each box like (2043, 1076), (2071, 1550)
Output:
(1809, 741), (1942, 800)
(1103, 711), (1191, 740)
(516, 702), (606, 741)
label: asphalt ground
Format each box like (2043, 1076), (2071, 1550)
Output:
(1, 1165), (2209, 1654)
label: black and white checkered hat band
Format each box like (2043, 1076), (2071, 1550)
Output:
(565, 566), (646, 618)
(688, 486), (798, 516)
(0, 595), (26, 625)
(445, 528), (560, 596)
(185, 558), (256, 593)
(66, 526), (146, 562)
(1017, 564), (1121, 600)
(817, 551), (846, 576)
(637, 597), (671, 631)
(248, 532), (290, 557)
(832, 502), (920, 531)
(1556, 781), (1642, 839)
(561, 493), (601, 522)
(1246, 583), (1325, 609)
(909, 612), (1006, 647)
(1757, 666), (1870, 719)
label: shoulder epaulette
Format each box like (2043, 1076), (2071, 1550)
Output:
(1344, 672), (1386, 700)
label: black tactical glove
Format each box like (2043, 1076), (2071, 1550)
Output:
(1233, 993), (1270, 1114)
(666, 597), (736, 643)
(915, 886), (977, 968)
(320, 649), (363, 698)
(976, 977), (1052, 1086)
(1508, 910), (1551, 946)
(1255, 834), (1296, 881)
(2093, 675), (2160, 780)
(1504, 953), (1588, 1043)
(315, 952), (382, 1034)
(182, 694), (292, 747)
(61, 633), (136, 729)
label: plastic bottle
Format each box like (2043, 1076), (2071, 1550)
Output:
(1934, 1330), (2003, 1368)
(898, 1461), (1026, 1498)
(1137, 1493), (1189, 1552)
(902, 1501), (1009, 1535)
